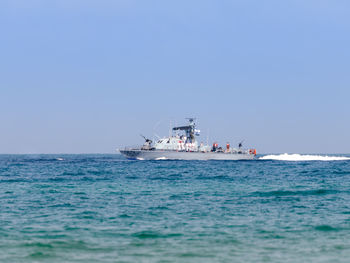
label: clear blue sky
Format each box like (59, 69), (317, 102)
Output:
(1, 0), (349, 154)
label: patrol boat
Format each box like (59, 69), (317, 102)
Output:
(119, 118), (256, 160)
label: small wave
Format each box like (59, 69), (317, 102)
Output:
(260, 153), (350, 161)
(314, 225), (340, 232)
(132, 231), (182, 239)
(252, 189), (338, 197)
(155, 157), (168, 160)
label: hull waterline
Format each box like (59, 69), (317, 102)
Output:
(120, 150), (255, 160)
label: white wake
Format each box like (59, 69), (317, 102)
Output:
(260, 153), (350, 161)
(155, 157), (168, 160)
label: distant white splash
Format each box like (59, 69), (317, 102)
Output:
(56, 158), (64, 161)
(260, 153), (350, 161)
(155, 157), (168, 160)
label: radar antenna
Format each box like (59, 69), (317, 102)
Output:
(186, 117), (196, 124)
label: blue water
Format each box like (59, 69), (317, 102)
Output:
(1, 154), (350, 262)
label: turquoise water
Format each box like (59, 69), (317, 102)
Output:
(1, 154), (350, 262)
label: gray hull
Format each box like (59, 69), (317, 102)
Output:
(120, 150), (255, 160)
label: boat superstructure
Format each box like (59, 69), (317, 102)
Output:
(119, 118), (256, 160)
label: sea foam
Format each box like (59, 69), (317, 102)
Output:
(155, 157), (168, 160)
(260, 153), (350, 161)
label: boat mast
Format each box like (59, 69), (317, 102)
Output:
(172, 118), (196, 143)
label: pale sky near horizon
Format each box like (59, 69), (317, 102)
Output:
(1, 0), (349, 154)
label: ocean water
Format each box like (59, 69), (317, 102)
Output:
(1, 154), (350, 262)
